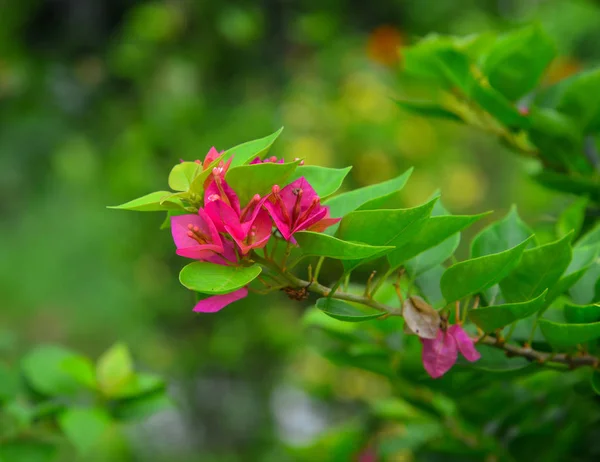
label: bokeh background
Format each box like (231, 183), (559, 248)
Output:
(2, 0), (600, 460)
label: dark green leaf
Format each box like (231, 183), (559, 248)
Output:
(557, 197), (589, 240)
(108, 191), (186, 212)
(499, 234), (572, 303)
(460, 344), (531, 372)
(223, 127), (284, 168)
(179, 262), (262, 294)
(539, 319), (600, 348)
(225, 160), (299, 205)
(441, 237), (532, 303)
(288, 166), (352, 198)
(564, 302), (600, 324)
(545, 267), (587, 308)
(0, 442), (57, 462)
(316, 298), (384, 322)
(295, 231), (393, 260)
(114, 390), (173, 421)
(592, 371), (600, 395)
(469, 290), (547, 332)
(395, 100), (462, 122)
(578, 222), (600, 248)
(58, 408), (112, 455)
(556, 68), (600, 129)
(533, 171), (600, 202)
(0, 364), (19, 401)
(481, 25), (556, 101)
(324, 168), (413, 229)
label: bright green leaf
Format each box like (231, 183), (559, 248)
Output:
(58, 408), (112, 455)
(324, 168), (413, 231)
(557, 197), (589, 240)
(108, 191), (185, 212)
(471, 206), (534, 258)
(441, 237), (532, 303)
(288, 165), (352, 198)
(469, 290), (547, 332)
(113, 373), (164, 399)
(556, 68), (600, 129)
(21, 345), (84, 396)
(179, 262), (262, 294)
(61, 355), (96, 390)
(469, 82), (530, 128)
(316, 298), (384, 322)
(225, 160), (299, 205)
(295, 231), (394, 260)
(499, 234), (572, 303)
(96, 343), (134, 397)
(223, 127), (283, 168)
(564, 302), (600, 324)
(168, 161), (200, 191)
(539, 319), (600, 348)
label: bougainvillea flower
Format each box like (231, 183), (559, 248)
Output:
(193, 287), (248, 313)
(264, 177), (340, 241)
(204, 177), (242, 234)
(229, 208), (272, 254)
(420, 325), (480, 379)
(250, 156), (285, 164)
(171, 209), (223, 260)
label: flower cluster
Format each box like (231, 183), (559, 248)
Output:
(171, 148), (340, 313)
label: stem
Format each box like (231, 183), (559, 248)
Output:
(313, 256), (325, 282)
(371, 267), (394, 296)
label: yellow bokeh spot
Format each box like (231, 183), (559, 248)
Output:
(441, 164), (488, 210)
(285, 136), (333, 166)
(353, 150), (397, 186)
(340, 72), (395, 123)
(395, 118), (438, 160)
(401, 170), (437, 208)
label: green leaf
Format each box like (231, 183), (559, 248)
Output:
(324, 168), (413, 229)
(295, 231), (394, 260)
(461, 344), (531, 372)
(287, 165), (352, 198)
(61, 355), (96, 390)
(557, 197), (588, 240)
(0, 364), (19, 402)
(481, 25), (556, 101)
(179, 262), (262, 294)
(21, 345), (85, 396)
(578, 222), (600, 248)
(469, 82), (530, 128)
(471, 206), (534, 258)
(592, 370), (600, 395)
(188, 152), (226, 193)
(316, 298), (384, 322)
(570, 264), (600, 305)
(539, 319), (600, 348)
(0, 442), (57, 462)
(545, 267), (587, 307)
(405, 233), (459, 277)
(533, 171), (600, 202)
(168, 161), (200, 191)
(564, 302), (600, 324)
(441, 237), (532, 303)
(223, 127), (284, 168)
(556, 68), (600, 129)
(114, 390), (173, 421)
(395, 100), (462, 122)
(108, 191), (185, 212)
(96, 343), (134, 397)
(469, 290), (547, 332)
(225, 160), (299, 205)
(337, 199), (437, 272)
(415, 265), (446, 308)
(499, 234), (572, 303)
(387, 212), (489, 270)
(58, 408), (112, 455)
(113, 373), (164, 399)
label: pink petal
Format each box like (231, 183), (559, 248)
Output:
(293, 206), (328, 234)
(193, 288), (248, 313)
(280, 177), (319, 210)
(171, 213), (223, 259)
(448, 325), (481, 362)
(264, 199), (292, 240)
(250, 157), (262, 164)
(205, 178), (241, 217)
(205, 199), (243, 237)
(231, 209), (273, 254)
(176, 246), (222, 260)
(421, 329), (458, 379)
(203, 147), (221, 166)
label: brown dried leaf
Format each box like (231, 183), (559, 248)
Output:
(402, 296), (440, 339)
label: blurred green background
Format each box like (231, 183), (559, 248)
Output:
(2, 0), (600, 460)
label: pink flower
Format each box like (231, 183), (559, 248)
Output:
(264, 177), (340, 241)
(193, 287), (248, 313)
(171, 209), (224, 260)
(250, 156), (285, 164)
(420, 325), (480, 379)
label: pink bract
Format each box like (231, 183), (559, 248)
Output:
(421, 329), (458, 379)
(193, 287), (248, 313)
(448, 325), (481, 362)
(171, 209), (224, 260)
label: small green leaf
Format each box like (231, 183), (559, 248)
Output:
(557, 197), (588, 240)
(578, 222), (600, 248)
(61, 355), (96, 390)
(225, 160), (299, 205)
(316, 298), (384, 322)
(395, 100), (462, 122)
(224, 127), (284, 168)
(109, 191), (185, 212)
(499, 234), (572, 303)
(469, 82), (530, 128)
(337, 199), (437, 272)
(168, 161), (200, 191)
(288, 165), (352, 198)
(387, 212), (489, 270)
(179, 262), (262, 294)
(324, 168), (413, 230)
(96, 343), (134, 397)
(564, 302), (600, 324)
(113, 373), (164, 399)
(188, 152), (226, 193)
(481, 25), (556, 101)
(58, 408), (112, 455)
(441, 237), (532, 303)
(556, 68), (600, 129)
(114, 390), (173, 422)
(469, 290), (547, 332)
(545, 267), (587, 308)
(295, 231), (394, 260)
(21, 345), (84, 396)
(539, 319), (600, 348)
